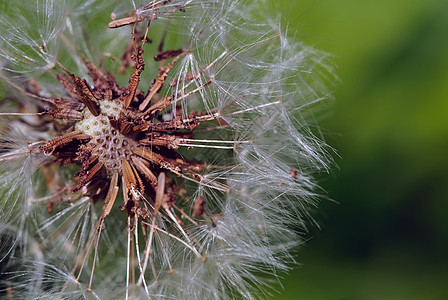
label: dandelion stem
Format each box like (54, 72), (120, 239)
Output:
(126, 216), (131, 300)
(142, 222), (202, 258)
(0, 112), (46, 116)
(178, 143), (234, 149)
(170, 79), (214, 106)
(228, 100), (283, 115)
(0, 151), (28, 162)
(133, 216), (149, 294)
(0, 73), (55, 103)
(169, 170), (229, 193)
(139, 173), (165, 286)
(180, 138), (251, 144)
(88, 218), (104, 291)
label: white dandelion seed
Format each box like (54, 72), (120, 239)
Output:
(0, 0), (337, 299)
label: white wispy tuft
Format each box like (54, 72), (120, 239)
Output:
(0, 0), (337, 299)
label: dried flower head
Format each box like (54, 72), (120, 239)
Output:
(0, 0), (336, 299)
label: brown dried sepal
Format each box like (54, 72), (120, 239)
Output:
(154, 49), (184, 62)
(124, 46), (145, 109)
(192, 197), (205, 218)
(143, 96), (171, 114)
(149, 115), (200, 131)
(122, 159), (144, 196)
(130, 155), (158, 185)
(38, 131), (91, 155)
(72, 161), (104, 192)
(53, 98), (85, 111)
(118, 116), (136, 135)
(139, 132), (182, 149)
(139, 51), (186, 111)
(56, 73), (83, 102)
(72, 77), (101, 116)
(85, 60), (124, 99)
(108, 14), (144, 29)
(108, 0), (186, 29)
(47, 108), (83, 121)
(119, 31), (150, 73)
(131, 146), (182, 173)
(101, 172), (120, 218)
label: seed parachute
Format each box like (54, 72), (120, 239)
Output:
(0, 0), (336, 299)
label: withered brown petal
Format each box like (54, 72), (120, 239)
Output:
(131, 155), (158, 185)
(101, 171), (120, 218)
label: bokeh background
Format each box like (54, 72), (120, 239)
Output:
(273, 0), (448, 299)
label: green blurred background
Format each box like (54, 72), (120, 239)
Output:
(273, 0), (448, 299)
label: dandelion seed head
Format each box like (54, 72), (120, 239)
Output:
(74, 99), (136, 173)
(0, 0), (337, 298)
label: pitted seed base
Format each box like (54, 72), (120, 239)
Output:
(75, 100), (135, 174)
